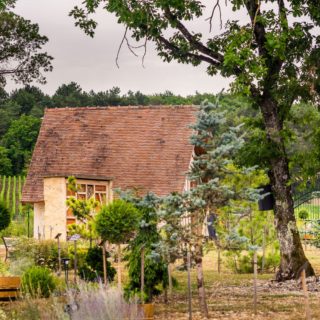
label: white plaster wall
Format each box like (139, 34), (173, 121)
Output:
(43, 177), (67, 240)
(33, 202), (45, 239)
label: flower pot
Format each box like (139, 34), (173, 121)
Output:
(0, 276), (21, 299)
(139, 303), (154, 320)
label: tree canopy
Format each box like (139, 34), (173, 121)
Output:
(0, 0), (53, 86)
(95, 199), (141, 244)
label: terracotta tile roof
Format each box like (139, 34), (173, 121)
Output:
(22, 105), (197, 203)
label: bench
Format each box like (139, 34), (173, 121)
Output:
(0, 277), (20, 299)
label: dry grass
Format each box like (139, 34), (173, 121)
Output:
(154, 247), (320, 320)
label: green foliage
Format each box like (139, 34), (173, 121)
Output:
(119, 192), (168, 303)
(0, 259), (9, 276)
(0, 175), (26, 217)
(11, 239), (68, 272)
(6, 176), (10, 209)
(12, 176), (16, 216)
(1, 115), (41, 175)
(225, 250), (280, 274)
(21, 266), (56, 298)
(298, 209), (309, 220)
(66, 176), (99, 240)
(32, 240), (65, 270)
(0, 176), (6, 201)
(0, 211), (33, 238)
(0, 147), (12, 175)
(0, 200), (11, 232)
(95, 199), (140, 244)
(78, 245), (116, 282)
(160, 99), (260, 257)
(67, 197), (98, 222)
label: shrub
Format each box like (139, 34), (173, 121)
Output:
(0, 260), (9, 276)
(298, 209), (309, 220)
(0, 200), (11, 232)
(225, 250), (280, 273)
(95, 200), (140, 244)
(11, 239), (68, 272)
(9, 256), (34, 276)
(33, 240), (64, 270)
(21, 266), (56, 298)
(78, 245), (116, 282)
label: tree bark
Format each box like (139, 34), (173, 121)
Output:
(194, 244), (209, 318)
(260, 97), (314, 281)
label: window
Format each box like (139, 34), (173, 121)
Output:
(66, 179), (112, 226)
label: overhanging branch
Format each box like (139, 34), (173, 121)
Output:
(157, 35), (221, 67)
(164, 8), (224, 65)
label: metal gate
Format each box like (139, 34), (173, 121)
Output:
(294, 192), (320, 220)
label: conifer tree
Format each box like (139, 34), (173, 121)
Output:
(160, 99), (260, 317)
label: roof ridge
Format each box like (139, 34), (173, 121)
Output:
(44, 105), (197, 112)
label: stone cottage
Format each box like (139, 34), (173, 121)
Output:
(22, 105), (196, 240)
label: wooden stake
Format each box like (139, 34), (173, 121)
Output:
(253, 251), (258, 315)
(187, 249), (192, 320)
(74, 240), (77, 283)
(102, 241), (107, 285)
(57, 236), (61, 276)
(141, 246), (145, 296)
(262, 226), (266, 273)
(168, 263), (173, 298)
(301, 269), (311, 320)
(118, 244), (122, 290)
(217, 247), (221, 274)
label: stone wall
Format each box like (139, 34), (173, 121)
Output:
(42, 177), (67, 240)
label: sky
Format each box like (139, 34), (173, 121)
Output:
(6, 0), (249, 96)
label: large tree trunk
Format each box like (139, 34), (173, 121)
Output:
(260, 97), (314, 281)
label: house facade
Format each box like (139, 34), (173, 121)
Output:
(22, 106), (197, 240)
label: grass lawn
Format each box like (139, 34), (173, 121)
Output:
(154, 247), (320, 320)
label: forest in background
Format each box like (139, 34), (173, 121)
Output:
(0, 82), (248, 177)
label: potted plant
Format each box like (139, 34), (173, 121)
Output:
(95, 199), (140, 288)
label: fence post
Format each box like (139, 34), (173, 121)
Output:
(301, 269), (311, 320)
(253, 251), (258, 315)
(187, 248), (192, 320)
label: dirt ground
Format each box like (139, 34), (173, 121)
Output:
(154, 247), (320, 320)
